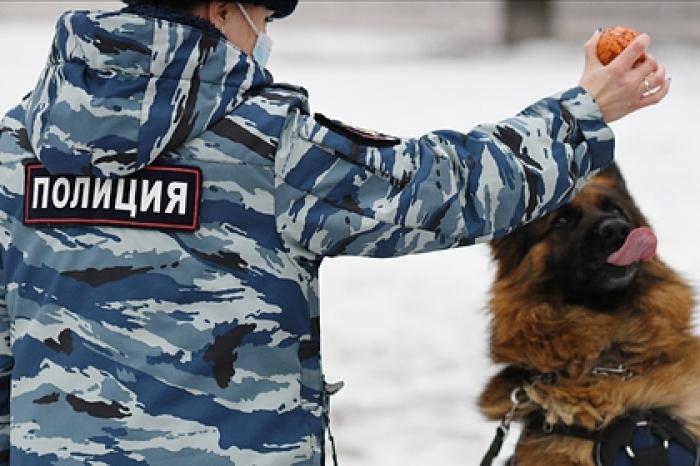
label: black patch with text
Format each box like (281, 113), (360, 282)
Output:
(24, 163), (201, 231)
(314, 113), (401, 148)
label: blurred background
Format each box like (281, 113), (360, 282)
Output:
(2, 2), (699, 465)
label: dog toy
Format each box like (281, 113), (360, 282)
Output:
(596, 26), (645, 66)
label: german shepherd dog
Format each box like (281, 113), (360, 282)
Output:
(479, 165), (700, 465)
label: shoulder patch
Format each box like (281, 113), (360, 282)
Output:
(314, 113), (401, 148)
(24, 163), (201, 231)
(267, 82), (309, 97)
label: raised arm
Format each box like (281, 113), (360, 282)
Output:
(275, 86), (613, 258)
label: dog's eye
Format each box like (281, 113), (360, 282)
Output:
(555, 216), (570, 228)
(601, 197), (625, 217)
(550, 208), (580, 232)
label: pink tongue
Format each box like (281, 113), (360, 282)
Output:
(606, 227), (658, 266)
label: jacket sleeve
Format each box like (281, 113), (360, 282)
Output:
(0, 261), (10, 463)
(274, 86), (614, 258)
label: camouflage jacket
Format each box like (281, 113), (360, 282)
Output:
(0, 8), (614, 466)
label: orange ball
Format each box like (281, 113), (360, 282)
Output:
(596, 26), (645, 66)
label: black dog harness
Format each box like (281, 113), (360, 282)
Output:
(482, 405), (699, 466)
(526, 409), (700, 466)
(480, 364), (700, 466)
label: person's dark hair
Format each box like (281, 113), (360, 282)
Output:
(121, 0), (298, 19)
(122, 0), (209, 12)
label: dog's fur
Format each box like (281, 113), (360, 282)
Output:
(479, 165), (700, 465)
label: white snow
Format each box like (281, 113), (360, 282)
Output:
(2, 12), (699, 466)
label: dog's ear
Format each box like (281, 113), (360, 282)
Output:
(595, 162), (651, 227)
(595, 162), (633, 199)
(598, 162), (626, 187)
(491, 228), (532, 278)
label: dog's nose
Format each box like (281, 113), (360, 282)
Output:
(596, 218), (632, 253)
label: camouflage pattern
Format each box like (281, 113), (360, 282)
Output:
(0, 7), (614, 466)
(276, 89), (615, 257)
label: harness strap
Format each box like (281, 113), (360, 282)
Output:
(326, 413), (340, 466)
(651, 410), (698, 453)
(480, 387), (528, 466)
(525, 411), (599, 442)
(480, 425), (507, 466)
(522, 409), (698, 466)
(323, 380), (345, 466)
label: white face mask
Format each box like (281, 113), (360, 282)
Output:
(236, 3), (273, 68)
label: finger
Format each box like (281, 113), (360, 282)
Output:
(642, 63), (667, 92)
(631, 53), (659, 81)
(584, 29), (603, 64)
(638, 77), (671, 108)
(644, 52), (657, 65)
(614, 33), (651, 70)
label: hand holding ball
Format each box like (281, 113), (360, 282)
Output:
(580, 26), (670, 123)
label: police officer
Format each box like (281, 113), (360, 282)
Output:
(0, 0), (669, 464)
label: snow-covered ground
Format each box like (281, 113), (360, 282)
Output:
(2, 9), (699, 466)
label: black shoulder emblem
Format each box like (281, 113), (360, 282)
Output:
(314, 113), (401, 148)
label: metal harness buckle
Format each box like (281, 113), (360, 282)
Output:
(591, 365), (635, 380)
(480, 387), (528, 466)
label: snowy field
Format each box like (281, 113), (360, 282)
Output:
(2, 6), (700, 465)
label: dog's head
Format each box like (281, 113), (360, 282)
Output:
(491, 164), (656, 310)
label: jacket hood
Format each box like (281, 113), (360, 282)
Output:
(26, 9), (273, 177)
